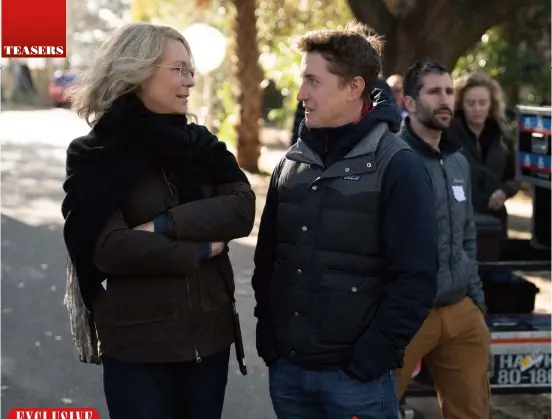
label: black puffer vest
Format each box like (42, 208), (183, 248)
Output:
(270, 123), (409, 368)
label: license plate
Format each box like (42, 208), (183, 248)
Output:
(489, 353), (551, 388)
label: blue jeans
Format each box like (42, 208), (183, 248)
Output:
(269, 358), (399, 419)
(102, 348), (230, 419)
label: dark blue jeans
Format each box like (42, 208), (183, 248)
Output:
(102, 348), (230, 419)
(269, 358), (399, 419)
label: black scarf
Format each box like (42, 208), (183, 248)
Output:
(61, 93), (248, 309)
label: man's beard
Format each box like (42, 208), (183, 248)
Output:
(418, 107), (452, 131)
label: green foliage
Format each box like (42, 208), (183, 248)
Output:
(454, 29), (551, 107)
(256, 0), (354, 129)
(256, 0), (353, 48)
(454, 0), (551, 107)
(131, 0), (163, 22)
(132, 0), (233, 31)
(213, 78), (238, 146)
(259, 39), (301, 128)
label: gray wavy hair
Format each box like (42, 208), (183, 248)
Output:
(69, 22), (193, 126)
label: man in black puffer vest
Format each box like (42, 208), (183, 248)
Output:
(252, 21), (439, 419)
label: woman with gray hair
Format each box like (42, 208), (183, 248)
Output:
(61, 22), (255, 419)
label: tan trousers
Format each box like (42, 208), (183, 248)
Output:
(396, 297), (491, 419)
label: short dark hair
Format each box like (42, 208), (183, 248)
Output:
(296, 20), (383, 100)
(403, 59), (448, 98)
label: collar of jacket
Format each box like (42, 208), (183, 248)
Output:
(399, 117), (462, 159)
(449, 112), (506, 156)
(286, 122), (388, 169)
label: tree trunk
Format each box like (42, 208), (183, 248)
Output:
(231, 0), (263, 173)
(347, 0), (537, 76)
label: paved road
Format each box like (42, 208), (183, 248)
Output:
(1, 109), (550, 419)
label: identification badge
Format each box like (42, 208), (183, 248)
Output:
(452, 185), (466, 202)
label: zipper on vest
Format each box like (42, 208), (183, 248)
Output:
(185, 276), (203, 363)
(439, 158), (454, 269)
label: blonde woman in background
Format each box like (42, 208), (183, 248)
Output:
(62, 22), (255, 419)
(449, 72), (519, 232)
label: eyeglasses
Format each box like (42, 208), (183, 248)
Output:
(156, 65), (195, 79)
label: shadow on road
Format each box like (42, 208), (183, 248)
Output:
(1, 215), (107, 415)
(1, 143), (68, 227)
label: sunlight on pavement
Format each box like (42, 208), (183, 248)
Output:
(1, 199), (63, 227)
(524, 273), (552, 313)
(0, 109), (90, 146)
